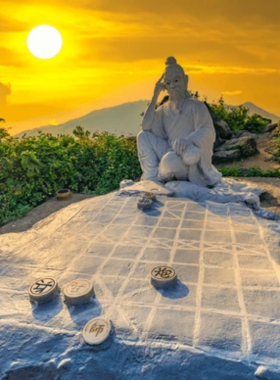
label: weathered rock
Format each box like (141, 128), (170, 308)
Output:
(263, 123), (278, 134)
(213, 135), (226, 150)
(204, 102), (233, 140)
(232, 130), (257, 139)
(269, 125), (280, 139)
(213, 149), (241, 163)
(213, 136), (258, 164)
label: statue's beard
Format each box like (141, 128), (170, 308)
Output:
(169, 87), (185, 103)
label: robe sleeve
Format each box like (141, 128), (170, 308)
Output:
(151, 105), (167, 139)
(185, 101), (216, 147)
(185, 101), (221, 187)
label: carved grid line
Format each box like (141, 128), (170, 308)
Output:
(141, 200), (189, 341)
(90, 197), (140, 281)
(5, 195), (280, 357)
(229, 209), (252, 358)
(254, 219), (280, 286)
(192, 204), (208, 346)
(106, 200), (171, 325)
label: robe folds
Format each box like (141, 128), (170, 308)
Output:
(147, 96), (222, 187)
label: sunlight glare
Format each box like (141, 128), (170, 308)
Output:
(27, 25), (62, 59)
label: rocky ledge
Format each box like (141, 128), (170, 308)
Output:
(205, 102), (279, 164)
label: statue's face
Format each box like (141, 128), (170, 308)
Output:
(164, 68), (186, 101)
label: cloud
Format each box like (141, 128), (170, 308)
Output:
(221, 90), (243, 96)
(0, 82), (11, 105)
(184, 65), (280, 75)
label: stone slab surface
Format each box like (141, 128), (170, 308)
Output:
(1, 194), (280, 379)
(119, 178), (267, 212)
(118, 179), (175, 196)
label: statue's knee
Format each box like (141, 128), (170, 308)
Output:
(158, 151), (188, 181)
(137, 130), (152, 145)
(161, 152), (180, 171)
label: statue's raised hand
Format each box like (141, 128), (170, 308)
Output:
(153, 74), (166, 99)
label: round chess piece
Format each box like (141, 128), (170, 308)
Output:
(142, 191), (157, 201)
(29, 278), (59, 303)
(137, 197), (153, 209)
(150, 266), (177, 288)
(63, 279), (94, 305)
(82, 317), (111, 345)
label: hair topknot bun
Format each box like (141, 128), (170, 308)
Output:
(165, 56), (177, 65)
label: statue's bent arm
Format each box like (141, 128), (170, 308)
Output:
(141, 97), (158, 131)
(142, 74), (166, 131)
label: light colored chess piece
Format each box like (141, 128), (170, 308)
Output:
(63, 279), (94, 305)
(82, 317), (111, 345)
(29, 278), (59, 303)
(137, 56), (221, 187)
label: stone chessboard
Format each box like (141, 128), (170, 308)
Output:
(1, 194), (280, 378)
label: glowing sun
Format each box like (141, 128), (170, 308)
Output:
(27, 25), (63, 59)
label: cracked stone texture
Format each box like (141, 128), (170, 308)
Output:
(118, 178), (265, 211)
(1, 194), (280, 379)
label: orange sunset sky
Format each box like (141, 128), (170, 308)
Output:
(0, 0), (279, 135)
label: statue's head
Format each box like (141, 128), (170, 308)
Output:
(163, 57), (188, 101)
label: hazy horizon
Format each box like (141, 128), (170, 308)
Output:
(1, 0), (280, 135)
(9, 97), (279, 139)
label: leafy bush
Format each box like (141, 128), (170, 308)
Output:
(156, 93), (269, 134)
(219, 165), (280, 178)
(0, 127), (141, 226)
(209, 97), (269, 134)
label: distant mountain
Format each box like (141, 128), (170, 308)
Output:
(15, 100), (149, 138)
(15, 99), (280, 138)
(240, 102), (280, 123)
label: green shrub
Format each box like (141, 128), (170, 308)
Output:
(158, 93), (269, 134)
(209, 96), (269, 134)
(219, 165), (280, 178)
(0, 127), (141, 226)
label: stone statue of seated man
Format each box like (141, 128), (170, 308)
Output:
(137, 56), (222, 187)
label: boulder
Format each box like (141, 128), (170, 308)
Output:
(213, 136), (258, 164)
(204, 102), (233, 140)
(269, 125), (280, 138)
(263, 123), (278, 134)
(232, 130), (257, 139)
(212, 149), (240, 164)
(213, 135), (226, 150)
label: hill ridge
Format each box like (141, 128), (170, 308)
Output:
(15, 99), (279, 138)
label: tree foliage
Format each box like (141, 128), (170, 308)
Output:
(0, 127), (141, 226)
(209, 96), (270, 134)
(0, 93), (278, 227)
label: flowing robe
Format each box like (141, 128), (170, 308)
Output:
(138, 96), (221, 187)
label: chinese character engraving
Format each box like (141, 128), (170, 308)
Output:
(152, 267), (174, 279)
(69, 281), (88, 293)
(32, 279), (54, 294)
(89, 322), (105, 337)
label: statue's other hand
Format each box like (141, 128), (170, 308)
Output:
(153, 74), (166, 99)
(172, 138), (192, 157)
